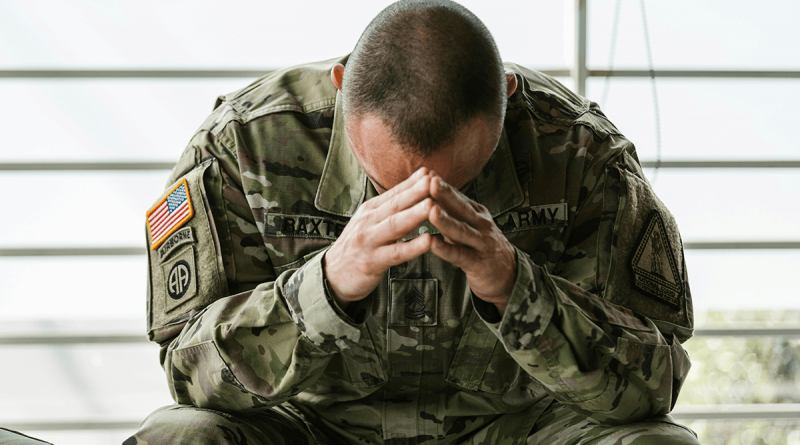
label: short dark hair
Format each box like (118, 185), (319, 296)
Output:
(342, 0), (506, 156)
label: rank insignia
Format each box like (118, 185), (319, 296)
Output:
(404, 286), (427, 320)
(630, 210), (682, 309)
(147, 179), (195, 250)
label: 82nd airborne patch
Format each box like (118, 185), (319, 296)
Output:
(630, 210), (683, 310)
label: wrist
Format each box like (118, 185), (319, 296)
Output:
(323, 277), (350, 311)
(322, 248), (355, 310)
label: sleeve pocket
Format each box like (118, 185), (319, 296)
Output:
(170, 341), (273, 411)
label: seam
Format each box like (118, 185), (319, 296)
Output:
(237, 100), (337, 124)
(540, 345), (582, 405)
(209, 132), (245, 284)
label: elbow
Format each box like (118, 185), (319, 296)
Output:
(575, 373), (675, 425)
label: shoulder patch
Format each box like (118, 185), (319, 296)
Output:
(162, 247), (198, 312)
(157, 227), (195, 262)
(147, 179), (195, 250)
(630, 210), (683, 309)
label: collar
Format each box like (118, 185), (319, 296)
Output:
(314, 90), (369, 217)
(315, 92), (524, 217)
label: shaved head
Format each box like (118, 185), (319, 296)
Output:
(342, 0), (506, 157)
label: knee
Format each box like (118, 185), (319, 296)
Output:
(585, 420), (701, 445)
(125, 404), (259, 445)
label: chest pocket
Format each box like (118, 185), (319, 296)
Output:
(445, 307), (521, 394)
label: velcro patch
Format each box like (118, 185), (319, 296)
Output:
(147, 179), (194, 250)
(162, 246), (198, 313)
(263, 213), (346, 240)
(630, 210), (683, 309)
(493, 203), (568, 233)
(157, 227), (195, 262)
(389, 278), (438, 327)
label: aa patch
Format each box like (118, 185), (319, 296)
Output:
(162, 246), (198, 313)
(630, 210), (683, 309)
(147, 179), (194, 250)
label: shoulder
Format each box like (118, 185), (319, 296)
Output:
(197, 55), (346, 138)
(501, 62), (639, 183)
(503, 62), (621, 140)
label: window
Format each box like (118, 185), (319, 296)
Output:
(1, 1), (798, 444)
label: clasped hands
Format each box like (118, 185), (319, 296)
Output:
(323, 167), (516, 316)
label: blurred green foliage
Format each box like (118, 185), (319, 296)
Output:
(676, 310), (800, 444)
(685, 420), (800, 445)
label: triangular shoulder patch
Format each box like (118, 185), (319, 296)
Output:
(630, 210), (683, 309)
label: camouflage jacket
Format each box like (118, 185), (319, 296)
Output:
(145, 55), (694, 442)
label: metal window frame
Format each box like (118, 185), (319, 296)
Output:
(5, 404), (800, 432)
(1, 1), (799, 431)
(3, 325), (800, 346)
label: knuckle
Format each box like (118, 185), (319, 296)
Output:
(477, 214), (493, 229)
(390, 247), (405, 264)
(353, 230), (367, 245)
(386, 214), (398, 233)
(384, 196), (402, 216)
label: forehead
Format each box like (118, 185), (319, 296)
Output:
(345, 113), (500, 191)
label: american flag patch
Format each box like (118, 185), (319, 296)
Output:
(147, 179), (195, 250)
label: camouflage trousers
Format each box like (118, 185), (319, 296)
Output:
(126, 399), (699, 445)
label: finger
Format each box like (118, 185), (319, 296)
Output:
(370, 174), (431, 223)
(430, 236), (474, 269)
(428, 205), (483, 249)
(368, 167), (429, 208)
(375, 233), (432, 267)
(430, 175), (481, 227)
(371, 198), (433, 245)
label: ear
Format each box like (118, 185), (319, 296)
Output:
(505, 72), (517, 98)
(331, 63), (345, 91)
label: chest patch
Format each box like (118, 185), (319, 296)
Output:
(389, 278), (438, 327)
(630, 210), (682, 309)
(494, 203), (568, 234)
(264, 213), (346, 240)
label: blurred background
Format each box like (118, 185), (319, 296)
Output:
(1, 0), (799, 444)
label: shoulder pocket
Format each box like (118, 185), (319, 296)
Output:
(598, 154), (693, 342)
(170, 340), (271, 410)
(147, 159), (229, 343)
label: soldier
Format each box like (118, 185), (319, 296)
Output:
(129, 0), (699, 443)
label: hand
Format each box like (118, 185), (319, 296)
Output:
(428, 174), (516, 315)
(324, 168), (434, 309)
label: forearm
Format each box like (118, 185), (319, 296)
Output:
(477, 248), (691, 424)
(164, 251), (374, 411)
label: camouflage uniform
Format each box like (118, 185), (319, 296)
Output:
(130, 55), (698, 444)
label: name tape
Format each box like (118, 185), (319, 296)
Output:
(494, 203), (568, 234)
(263, 204), (567, 241)
(264, 213), (347, 240)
